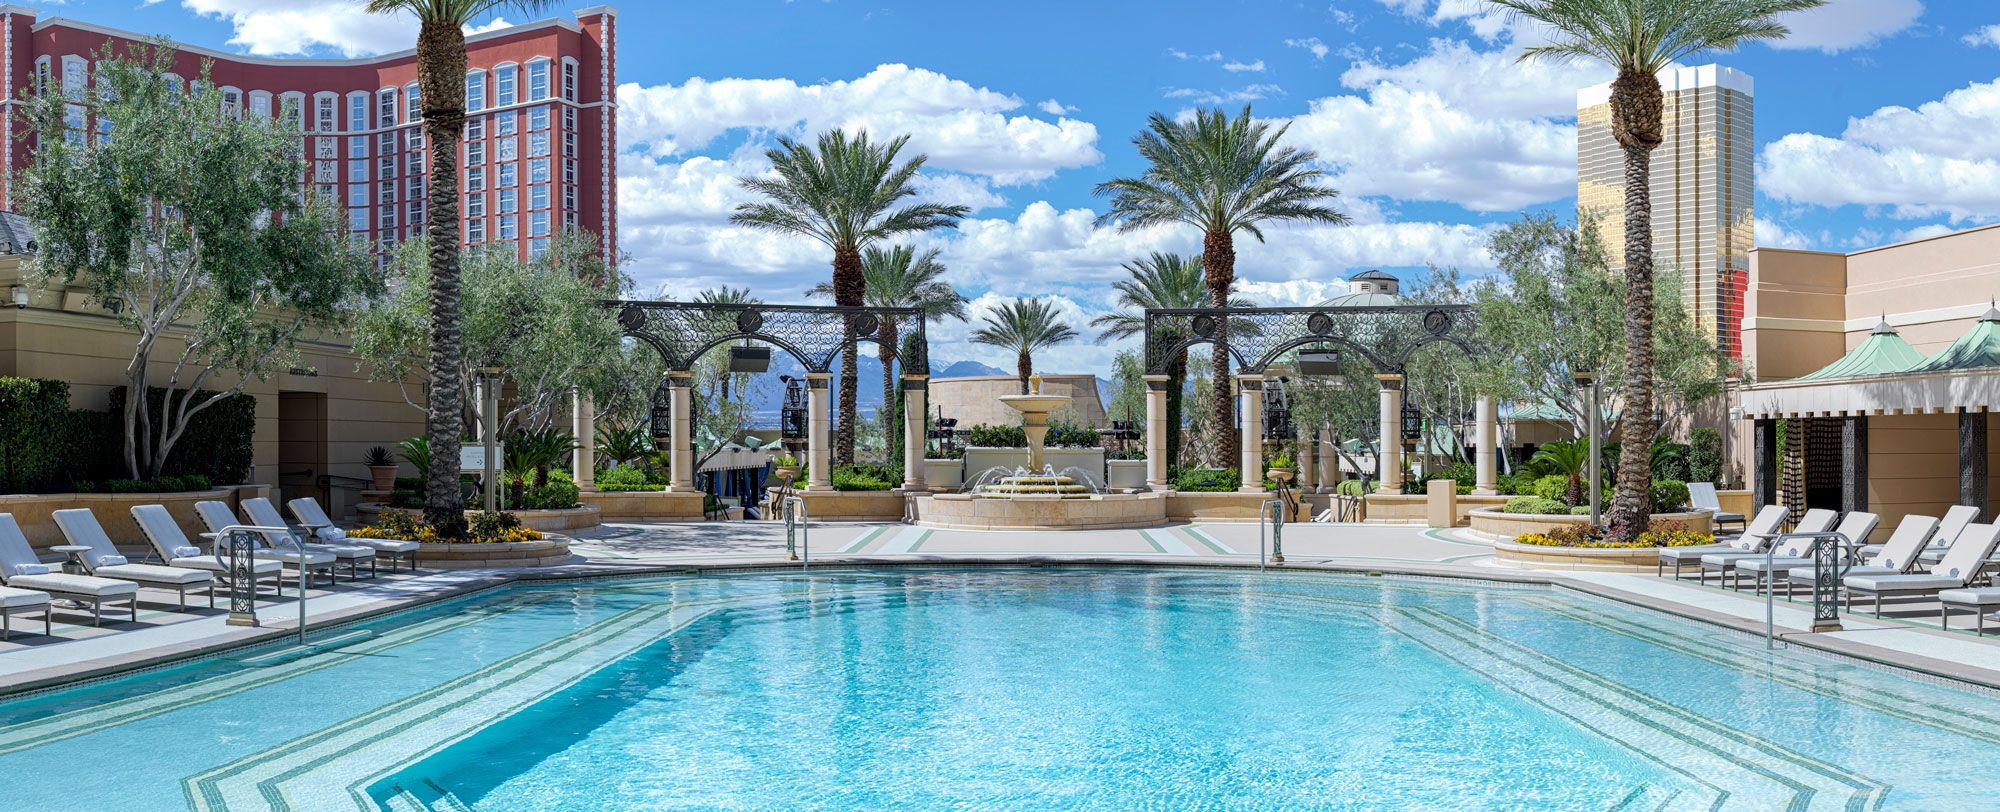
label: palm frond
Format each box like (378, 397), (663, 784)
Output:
(1492, 0), (1828, 72)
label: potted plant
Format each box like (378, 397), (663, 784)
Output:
(364, 446), (399, 491)
(1266, 447), (1296, 484)
(773, 454), (800, 482)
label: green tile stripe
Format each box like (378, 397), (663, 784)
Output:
(841, 525), (892, 554)
(1137, 531), (1167, 554)
(184, 601), (699, 811)
(904, 530), (935, 552)
(1182, 526), (1232, 554)
(0, 592), (560, 756)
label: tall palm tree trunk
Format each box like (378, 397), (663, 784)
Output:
(1203, 230), (1238, 468)
(1607, 69), (1662, 541)
(1166, 351), (1186, 471)
(880, 321), (899, 477)
(833, 246), (865, 466)
(1016, 351), (1031, 395)
(419, 20), (469, 537)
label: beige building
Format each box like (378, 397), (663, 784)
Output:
(928, 374), (1110, 431)
(1730, 223), (2000, 540)
(0, 235), (426, 517)
(1580, 64), (1755, 355)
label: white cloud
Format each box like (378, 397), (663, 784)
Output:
(465, 17), (514, 35)
(618, 64), (1102, 185)
(1374, 0), (1519, 42)
(1767, 0), (1924, 53)
(1285, 37), (1330, 59)
(1341, 38), (1609, 120)
(1760, 78), (2000, 221)
(181, 0), (415, 57)
(1753, 217), (1814, 250)
(1222, 60), (1267, 73)
(1964, 24), (2000, 49)
(1164, 84), (1285, 105)
(1891, 224), (1955, 243)
(911, 173), (1008, 213)
(1038, 99), (1077, 115)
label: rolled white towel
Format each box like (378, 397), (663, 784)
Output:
(172, 546), (203, 559)
(11, 563), (48, 576)
(318, 527), (347, 542)
(96, 554), (127, 567)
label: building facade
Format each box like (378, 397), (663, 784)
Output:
(0, 4), (619, 262)
(1579, 64), (1754, 356)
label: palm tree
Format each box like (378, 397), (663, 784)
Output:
(692, 286), (763, 401)
(732, 130), (969, 466)
(364, 0), (556, 536)
(1091, 253), (1253, 470)
(1094, 105), (1348, 468)
(1492, 0), (1823, 540)
(971, 298), (1080, 395)
(809, 245), (970, 469)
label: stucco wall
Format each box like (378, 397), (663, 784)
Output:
(929, 374), (1109, 428)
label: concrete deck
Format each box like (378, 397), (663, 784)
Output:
(1, 521), (1999, 695)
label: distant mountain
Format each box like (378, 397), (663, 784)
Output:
(934, 359), (1008, 378)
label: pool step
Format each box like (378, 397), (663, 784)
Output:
(385, 778), (475, 812)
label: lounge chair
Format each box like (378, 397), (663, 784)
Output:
(1695, 508), (1837, 587)
(1731, 511), (1880, 593)
(1658, 504), (1789, 579)
(1915, 505), (1982, 565)
(1843, 522), (2000, 617)
(130, 505), (287, 596)
(1783, 514), (1938, 595)
(240, 498), (377, 580)
(0, 514), (137, 626)
(1686, 482), (1744, 534)
(193, 501), (337, 589)
(51, 509), (214, 610)
(286, 497), (417, 571)
(0, 586), (50, 639)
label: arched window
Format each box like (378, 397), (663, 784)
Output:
(377, 87), (397, 126)
(249, 90), (273, 119)
(280, 92), (306, 129)
(494, 62), (517, 107)
(220, 86), (243, 119)
(405, 82), (420, 121)
(526, 58), (550, 102)
(346, 91), (370, 131)
(313, 92), (339, 132)
(560, 58), (578, 102)
(60, 55), (87, 100)
(466, 70), (486, 112)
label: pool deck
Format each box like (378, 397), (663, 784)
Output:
(3, 521), (2000, 696)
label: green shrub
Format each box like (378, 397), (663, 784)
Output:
(468, 510), (522, 538)
(388, 489), (422, 508)
(598, 464), (649, 487)
(1688, 427), (1723, 485)
(1528, 475), (1571, 502)
(1335, 478), (1373, 497)
(1045, 421), (1100, 448)
(1172, 468), (1241, 492)
(596, 483), (665, 492)
(520, 481), (581, 510)
(1570, 505), (1592, 515)
(1502, 496), (1568, 515)
(107, 386), (255, 484)
(965, 423), (1028, 448)
(1650, 479), (1690, 513)
(832, 464), (894, 491)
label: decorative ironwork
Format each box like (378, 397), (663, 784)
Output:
(1401, 403), (1422, 441)
(607, 300), (928, 374)
(1812, 534), (1841, 631)
(779, 376), (807, 441)
(649, 382), (673, 441)
(1142, 304), (1480, 376)
(1262, 377), (1293, 441)
(219, 528), (258, 627)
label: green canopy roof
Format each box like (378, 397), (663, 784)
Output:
(1909, 307), (2000, 373)
(1796, 320), (1928, 380)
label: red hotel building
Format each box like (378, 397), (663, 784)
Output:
(0, 5), (619, 262)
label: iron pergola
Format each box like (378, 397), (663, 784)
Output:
(1141, 304), (1481, 376)
(608, 300), (928, 374)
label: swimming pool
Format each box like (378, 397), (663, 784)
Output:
(0, 568), (1996, 810)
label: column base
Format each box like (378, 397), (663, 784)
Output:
(664, 485), (700, 494)
(1377, 487), (1403, 495)
(1470, 488), (1498, 496)
(1237, 486), (1266, 494)
(804, 483), (836, 492)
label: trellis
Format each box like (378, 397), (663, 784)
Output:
(608, 300), (928, 374)
(1141, 304), (1481, 376)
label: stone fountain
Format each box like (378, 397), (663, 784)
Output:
(998, 374), (1070, 471)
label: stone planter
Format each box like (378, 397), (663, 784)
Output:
(1106, 459), (1148, 490)
(1043, 448), (1106, 486)
(360, 504), (603, 534)
(580, 490), (704, 522)
(964, 448), (1030, 483)
(915, 492), (1167, 531)
(924, 459), (964, 490)
(0, 488), (248, 558)
(415, 537), (573, 569)
(1466, 508), (1713, 542)
(1491, 539), (1670, 573)
(367, 465), (399, 492)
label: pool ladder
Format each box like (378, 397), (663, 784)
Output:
(782, 496), (809, 570)
(209, 524), (310, 645)
(1259, 499), (1286, 569)
(1757, 530), (1858, 649)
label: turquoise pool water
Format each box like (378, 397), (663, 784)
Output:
(0, 569), (1997, 810)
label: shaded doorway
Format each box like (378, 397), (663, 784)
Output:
(278, 392), (328, 509)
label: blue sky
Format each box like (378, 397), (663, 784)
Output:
(61, 0), (2000, 371)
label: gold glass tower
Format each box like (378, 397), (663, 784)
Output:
(1578, 65), (1754, 356)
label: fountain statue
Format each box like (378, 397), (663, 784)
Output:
(998, 373), (1070, 471)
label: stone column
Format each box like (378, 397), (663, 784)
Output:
(1961, 410), (1987, 517)
(1472, 396), (1498, 495)
(1237, 374), (1264, 493)
(806, 373), (833, 491)
(1298, 426), (1317, 492)
(666, 371), (696, 492)
(1320, 424), (1337, 492)
(901, 375), (928, 491)
(572, 388), (596, 490)
(1377, 374), (1404, 494)
(1144, 375), (1169, 488)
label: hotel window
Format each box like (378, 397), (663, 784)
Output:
(528, 158), (548, 184)
(379, 180), (396, 204)
(496, 137), (517, 162)
(467, 218), (486, 243)
(349, 209), (368, 232)
(467, 193), (485, 217)
(221, 88), (242, 118)
(466, 141), (485, 166)
(407, 200), (424, 222)
(348, 93), (368, 131)
(33, 57), (48, 93)
(379, 207), (397, 231)
(530, 238), (549, 257)
(406, 152), (425, 176)
(349, 136), (367, 158)
(61, 56), (85, 100)
(249, 91), (271, 119)
(563, 159), (577, 185)
(498, 188), (517, 214)
(466, 70), (486, 112)
(408, 176), (425, 199)
(315, 162), (337, 183)
(562, 131), (576, 157)
(495, 64), (517, 107)
(315, 138), (337, 160)
(524, 61), (549, 103)
(348, 159), (368, 182)
(465, 117), (484, 140)
(318, 183), (337, 200)
(406, 126), (424, 150)
(529, 105), (549, 131)
(529, 211), (549, 238)
(497, 215), (517, 241)
(529, 184), (548, 210)
(498, 162), (517, 188)
(563, 185), (576, 211)
(316, 95), (336, 132)
(564, 210), (577, 229)
(561, 60), (577, 102)
(527, 132), (549, 158)
(466, 166), (485, 192)
(377, 131), (396, 154)
(377, 88), (397, 126)
(496, 110), (516, 137)
(563, 106), (576, 131)
(405, 82), (420, 121)
(378, 156), (396, 179)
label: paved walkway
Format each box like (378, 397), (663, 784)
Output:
(2, 520), (1999, 693)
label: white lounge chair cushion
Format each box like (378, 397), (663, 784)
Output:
(9, 573), (138, 597)
(316, 527), (347, 542)
(1698, 551), (1769, 567)
(10, 563), (48, 576)
(169, 555), (283, 575)
(251, 549), (338, 567)
(1733, 556), (1816, 574)
(171, 546), (203, 559)
(1844, 574), (1964, 593)
(0, 587), (48, 608)
(96, 554), (127, 567)
(1788, 566), (1898, 584)
(95, 563), (211, 586)
(1939, 588), (2000, 607)
(1659, 544), (1738, 562)
(350, 538), (419, 553)
(303, 543), (374, 560)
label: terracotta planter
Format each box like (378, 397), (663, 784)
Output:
(367, 465), (399, 491)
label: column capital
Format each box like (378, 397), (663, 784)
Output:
(665, 369), (695, 381)
(901, 375), (930, 390)
(1144, 375), (1171, 391)
(1375, 373), (1404, 389)
(804, 373), (831, 389)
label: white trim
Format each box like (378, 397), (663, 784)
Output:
(1740, 367), (2000, 419)
(28, 15), (582, 68)
(1743, 316), (1844, 333)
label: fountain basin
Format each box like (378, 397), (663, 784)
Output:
(996, 394), (1074, 414)
(913, 491), (1168, 531)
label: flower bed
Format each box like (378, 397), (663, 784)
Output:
(1481, 514), (1717, 573)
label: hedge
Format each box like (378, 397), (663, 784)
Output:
(0, 378), (122, 493)
(106, 386), (255, 485)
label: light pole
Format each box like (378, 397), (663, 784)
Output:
(480, 366), (504, 512)
(1574, 369), (1601, 527)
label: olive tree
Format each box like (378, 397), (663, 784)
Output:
(16, 42), (376, 480)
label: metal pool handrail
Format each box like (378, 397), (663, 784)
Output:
(209, 524), (306, 645)
(1760, 530), (1859, 649)
(783, 496), (809, 570)
(1259, 499), (1286, 570)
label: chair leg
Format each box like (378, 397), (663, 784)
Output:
(129, 597), (137, 623)
(1943, 605), (1951, 631)
(5, 610), (10, 641)
(92, 600), (101, 627)
(178, 583), (187, 612)
(43, 608), (50, 636)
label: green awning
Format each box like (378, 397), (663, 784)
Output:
(1909, 307), (2000, 373)
(1796, 320), (1928, 380)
